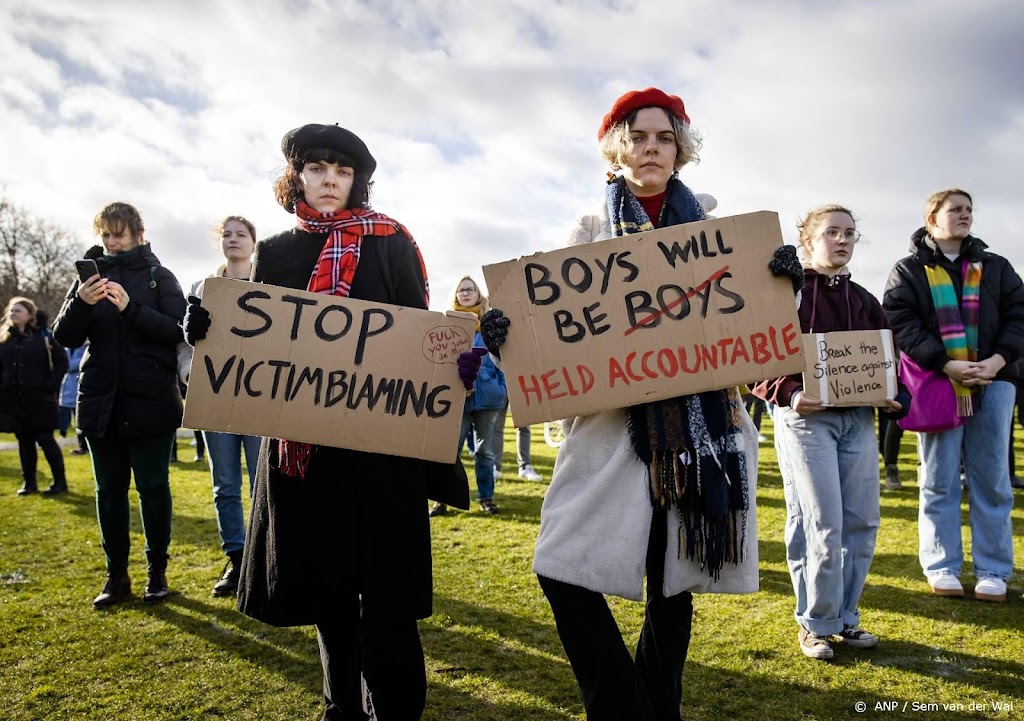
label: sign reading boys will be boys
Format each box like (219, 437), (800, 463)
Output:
(801, 329), (897, 407)
(183, 278), (478, 463)
(482, 211), (806, 427)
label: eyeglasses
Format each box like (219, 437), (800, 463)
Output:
(822, 227), (861, 243)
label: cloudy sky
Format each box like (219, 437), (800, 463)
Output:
(2, 0), (1021, 310)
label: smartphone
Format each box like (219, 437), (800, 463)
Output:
(75, 259), (100, 283)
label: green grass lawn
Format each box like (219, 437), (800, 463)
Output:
(1, 419), (1022, 720)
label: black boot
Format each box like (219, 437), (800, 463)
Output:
(212, 550), (243, 597)
(143, 564), (169, 605)
(17, 478), (38, 496)
(93, 570), (132, 608)
(43, 477), (68, 495)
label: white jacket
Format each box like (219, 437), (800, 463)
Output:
(532, 201), (760, 600)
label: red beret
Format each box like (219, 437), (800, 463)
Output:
(598, 88), (690, 140)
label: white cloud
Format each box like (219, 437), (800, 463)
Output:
(1, 0), (1021, 312)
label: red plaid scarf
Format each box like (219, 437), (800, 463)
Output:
(278, 200), (431, 478)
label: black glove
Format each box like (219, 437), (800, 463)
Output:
(480, 308), (511, 358)
(183, 295), (211, 346)
(769, 245), (804, 294)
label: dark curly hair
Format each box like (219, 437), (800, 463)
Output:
(273, 147), (374, 214)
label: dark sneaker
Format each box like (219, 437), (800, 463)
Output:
(143, 570), (169, 605)
(93, 572), (132, 608)
(837, 625), (878, 648)
(480, 499), (499, 515)
(212, 560), (240, 597)
(428, 502), (448, 517)
(884, 465), (902, 490)
(42, 482), (68, 495)
(798, 627), (834, 660)
(16, 482), (38, 496)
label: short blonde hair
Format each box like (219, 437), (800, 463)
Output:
(93, 202), (145, 241)
(450, 275), (489, 312)
(796, 205), (856, 259)
(599, 108), (702, 172)
(923, 188), (972, 233)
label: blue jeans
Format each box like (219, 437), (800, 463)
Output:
(203, 431), (262, 555)
(774, 406), (879, 636)
(459, 408), (502, 501)
(918, 380), (1015, 581)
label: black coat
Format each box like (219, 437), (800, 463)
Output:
(237, 227), (469, 627)
(0, 327), (68, 434)
(883, 230), (1024, 380)
(52, 244), (186, 438)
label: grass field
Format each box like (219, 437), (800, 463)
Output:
(1, 418), (1022, 721)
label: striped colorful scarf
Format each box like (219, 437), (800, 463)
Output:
(924, 258), (983, 417)
(278, 200), (431, 478)
(608, 175), (749, 579)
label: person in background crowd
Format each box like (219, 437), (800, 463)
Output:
(0, 297), (69, 495)
(184, 123), (479, 721)
(743, 390), (768, 442)
(60, 342), (90, 455)
(884, 188), (1024, 603)
(431, 275), (506, 516)
(755, 205), (911, 659)
(492, 407), (543, 482)
(882, 405), (906, 490)
(53, 202), (186, 608)
(1008, 360), (1024, 490)
(482, 87), (799, 720)
(186, 215), (263, 597)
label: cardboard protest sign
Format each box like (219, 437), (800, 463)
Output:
(801, 329), (897, 407)
(482, 211), (805, 426)
(182, 278), (478, 463)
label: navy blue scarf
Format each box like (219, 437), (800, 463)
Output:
(608, 175), (748, 579)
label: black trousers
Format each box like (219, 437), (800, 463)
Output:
(16, 430), (65, 486)
(316, 598), (426, 721)
(539, 505), (693, 721)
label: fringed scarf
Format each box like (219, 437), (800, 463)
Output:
(924, 257), (983, 417)
(607, 175), (749, 579)
(277, 200), (430, 478)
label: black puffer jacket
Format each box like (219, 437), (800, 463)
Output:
(52, 244), (187, 438)
(0, 327), (69, 433)
(883, 229), (1024, 380)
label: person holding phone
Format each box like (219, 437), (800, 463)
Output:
(53, 202), (187, 608)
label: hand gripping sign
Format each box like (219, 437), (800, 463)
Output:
(482, 211), (806, 427)
(183, 278), (477, 463)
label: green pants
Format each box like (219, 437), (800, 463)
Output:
(87, 432), (175, 572)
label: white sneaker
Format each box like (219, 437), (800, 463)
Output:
(928, 575), (965, 597)
(757, 433), (767, 443)
(974, 577), (1007, 602)
(518, 465), (542, 481)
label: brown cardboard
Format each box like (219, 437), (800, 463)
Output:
(182, 278), (478, 463)
(482, 211), (806, 426)
(801, 329), (897, 407)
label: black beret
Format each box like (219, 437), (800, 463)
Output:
(280, 123), (376, 176)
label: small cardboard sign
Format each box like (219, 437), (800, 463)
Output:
(482, 211), (806, 426)
(182, 277), (477, 463)
(801, 329), (896, 407)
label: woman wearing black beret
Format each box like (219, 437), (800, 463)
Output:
(185, 123), (478, 720)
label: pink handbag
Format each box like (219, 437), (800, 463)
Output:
(896, 354), (965, 433)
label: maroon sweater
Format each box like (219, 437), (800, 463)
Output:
(753, 268), (893, 408)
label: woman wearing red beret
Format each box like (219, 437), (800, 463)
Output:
(184, 123), (481, 720)
(482, 89), (803, 720)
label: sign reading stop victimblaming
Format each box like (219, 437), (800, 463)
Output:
(801, 329), (897, 407)
(182, 278), (478, 463)
(482, 211), (806, 427)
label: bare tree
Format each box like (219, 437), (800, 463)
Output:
(0, 192), (84, 322)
